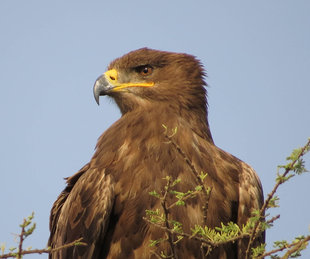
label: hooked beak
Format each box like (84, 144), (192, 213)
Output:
(93, 74), (110, 105)
(93, 68), (155, 105)
(93, 69), (120, 105)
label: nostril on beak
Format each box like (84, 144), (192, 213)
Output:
(105, 69), (118, 82)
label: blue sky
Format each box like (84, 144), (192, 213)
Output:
(0, 1), (309, 258)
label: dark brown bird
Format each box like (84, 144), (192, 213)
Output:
(49, 48), (264, 259)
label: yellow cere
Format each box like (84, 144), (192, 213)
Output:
(104, 69), (118, 84)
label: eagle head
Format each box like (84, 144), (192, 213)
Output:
(93, 48), (207, 114)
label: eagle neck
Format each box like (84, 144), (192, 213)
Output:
(125, 103), (214, 144)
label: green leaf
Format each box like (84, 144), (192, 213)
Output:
(149, 190), (160, 198)
(268, 196), (280, 208)
(199, 172), (208, 181)
(149, 238), (165, 247)
(251, 243), (266, 257)
(175, 200), (185, 206)
(195, 185), (202, 191)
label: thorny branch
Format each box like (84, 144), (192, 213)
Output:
(0, 213), (87, 259)
(281, 236), (310, 259)
(245, 139), (310, 259)
(161, 177), (178, 259)
(256, 235), (310, 259)
(0, 238), (87, 259)
(161, 128), (310, 258)
(17, 220), (25, 259)
(144, 217), (252, 248)
(164, 128), (211, 225)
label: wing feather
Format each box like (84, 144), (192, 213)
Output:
(49, 165), (114, 259)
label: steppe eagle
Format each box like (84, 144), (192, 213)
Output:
(49, 48), (264, 259)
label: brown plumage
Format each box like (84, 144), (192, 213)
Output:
(49, 48), (264, 258)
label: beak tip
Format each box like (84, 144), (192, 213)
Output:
(93, 74), (109, 105)
(94, 92), (100, 105)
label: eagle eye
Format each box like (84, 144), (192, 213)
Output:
(135, 65), (153, 76)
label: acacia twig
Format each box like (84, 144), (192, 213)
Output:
(164, 131), (211, 225)
(144, 217), (252, 249)
(0, 238), (87, 259)
(17, 220), (25, 259)
(266, 214), (280, 226)
(161, 177), (178, 259)
(245, 139), (310, 259)
(255, 235), (310, 259)
(167, 189), (200, 211)
(281, 236), (310, 259)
